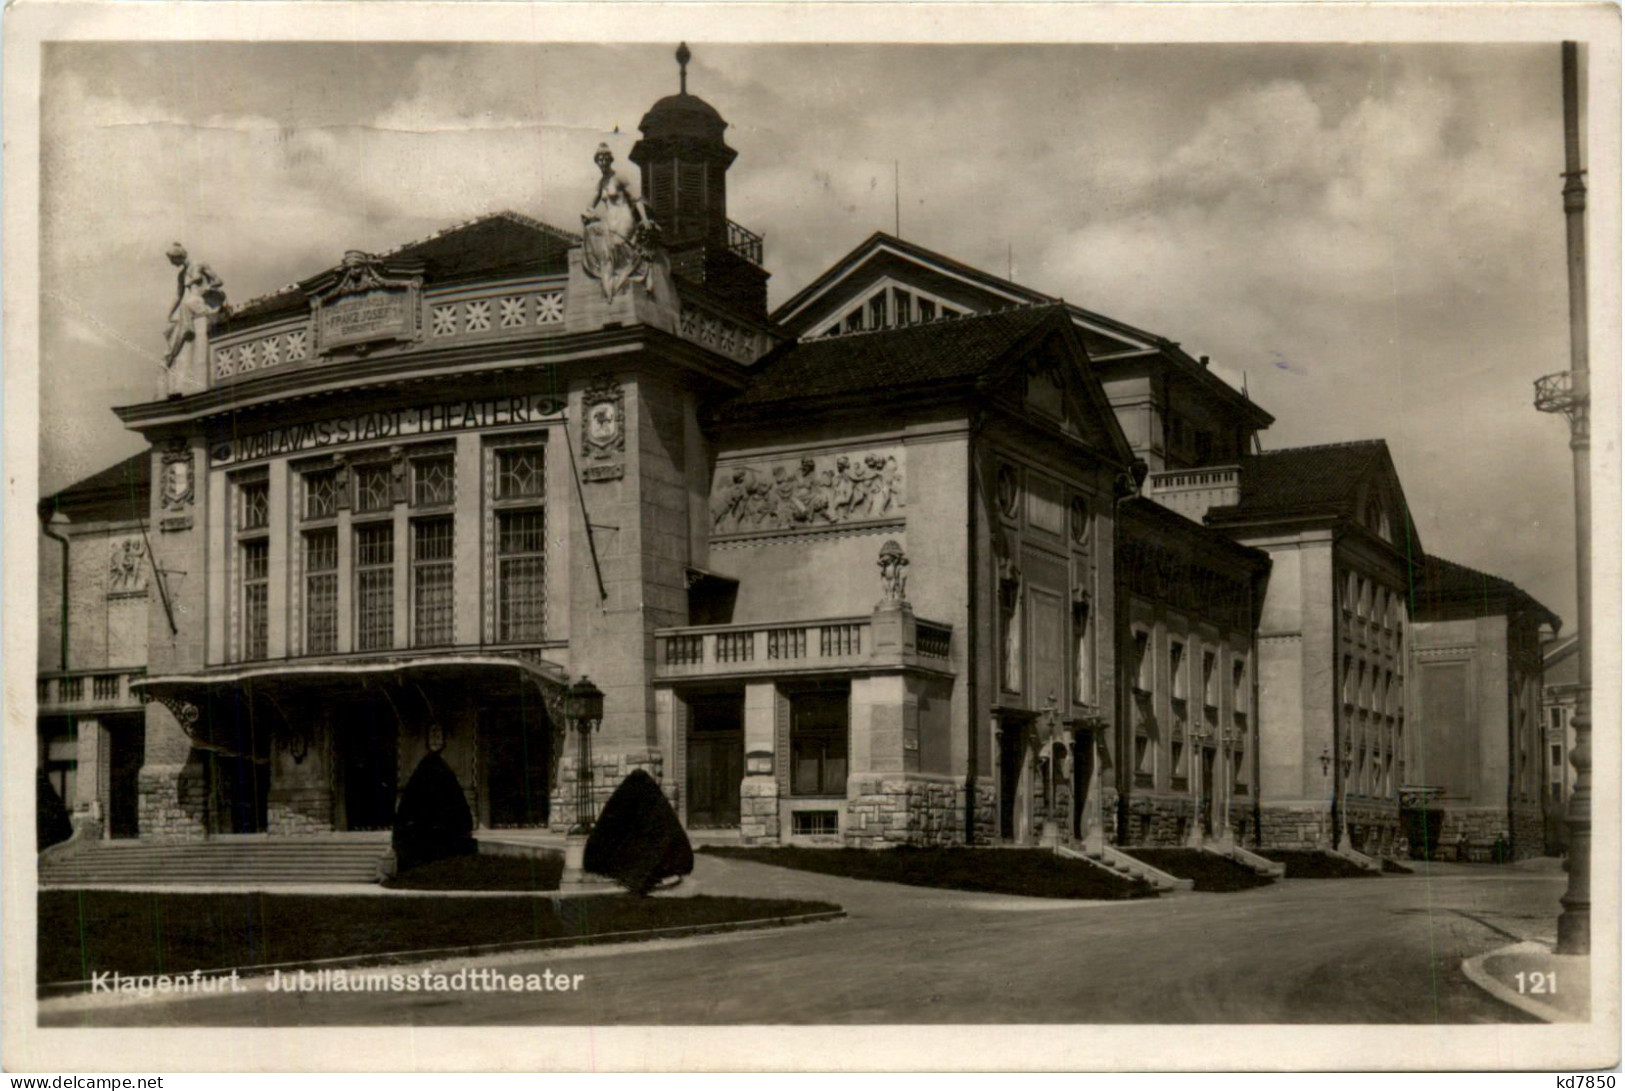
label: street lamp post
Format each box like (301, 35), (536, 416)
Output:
(566, 676), (605, 834)
(1535, 40), (1590, 957)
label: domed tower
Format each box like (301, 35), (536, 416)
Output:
(630, 43), (769, 320)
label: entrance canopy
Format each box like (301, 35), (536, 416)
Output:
(132, 651), (570, 759)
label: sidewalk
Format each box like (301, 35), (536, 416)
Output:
(1462, 940), (1591, 1022)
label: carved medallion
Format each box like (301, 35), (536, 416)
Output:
(581, 374), (625, 460)
(160, 439), (194, 513)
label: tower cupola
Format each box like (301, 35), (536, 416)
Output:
(630, 43), (768, 319)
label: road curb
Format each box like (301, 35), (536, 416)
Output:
(1461, 939), (1586, 1023)
(37, 907), (846, 1000)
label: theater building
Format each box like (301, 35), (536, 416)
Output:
(1201, 441), (1423, 855)
(1406, 556), (1560, 859)
(1541, 632), (1580, 852)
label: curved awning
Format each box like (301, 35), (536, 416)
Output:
(132, 651), (570, 759)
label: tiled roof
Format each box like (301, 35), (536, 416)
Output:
(723, 304), (1071, 412)
(1120, 497), (1271, 572)
(1415, 554), (1562, 630)
(229, 211), (578, 322)
(39, 451), (150, 520)
(1209, 440), (1389, 520)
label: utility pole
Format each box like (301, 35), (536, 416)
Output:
(1534, 40), (1590, 956)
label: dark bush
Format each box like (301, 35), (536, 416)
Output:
(391, 752), (474, 872)
(583, 769), (693, 895)
(37, 769), (73, 851)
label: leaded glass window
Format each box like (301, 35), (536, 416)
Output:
(355, 523), (394, 651)
(240, 480), (269, 531)
(354, 464), (393, 513)
(496, 509), (545, 642)
(304, 529), (338, 654)
(412, 518), (454, 646)
(496, 447), (545, 500)
(413, 455), (454, 507)
(241, 539), (269, 659)
(304, 469), (338, 520)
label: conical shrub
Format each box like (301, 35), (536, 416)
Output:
(392, 751), (474, 873)
(583, 769), (693, 895)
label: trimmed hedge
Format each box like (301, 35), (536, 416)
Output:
(584, 769), (694, 895)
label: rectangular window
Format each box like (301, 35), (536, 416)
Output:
(1202, 650), (1218, 708)
(412, 455), (454, 507)
(354, 523), (394, 651)
(1073, 598), (1094, 705)
(1233, 747), (1248, 792)
(304, 529), (339, 654)
(1169, 641), (1187, 702)
(496, 447), (545, 500)
(791, 810), (839, 836)
(241, 539), (269, 660)
(893, 288), (912, 326)
(918, 298), (937, 322)
(1552, 743), (1564, 768)
(412, 517), (454, 646)
(790, 690), (849, 796)
(1133, 630), (1152, 693)
(868, 292), (888, 330)
(1232, 658), (1247, 714)
(844, 309), (863, 334)
(240, 480), (269, 531)
(303, 469), (338, 520)
(1171, 736), (1187, 784)
(497, 510), (546, 642)
(354, 463), (393, 513)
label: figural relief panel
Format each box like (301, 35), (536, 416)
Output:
(710, 449), (905, 536)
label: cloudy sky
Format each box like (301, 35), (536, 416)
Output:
(40, 40), (1581, 621)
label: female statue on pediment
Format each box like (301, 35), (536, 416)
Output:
(582, 144), (664, 302)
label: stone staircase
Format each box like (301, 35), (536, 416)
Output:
(1056, 843), (1194, 894)
(1201, 841), (1288, 879)
(39, 835), (391, 888)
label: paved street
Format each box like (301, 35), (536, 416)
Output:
(41, 855), (1564, 1026)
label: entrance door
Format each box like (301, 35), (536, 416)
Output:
(686, 694), (743, 827)
(998, 724), (1026, 842)
(1072, 729), (1093, 840)
(1201, 746), (1217, 837)
(342, 706), (399, 831)
(486, 704), (553, 827)
(106, 714), (145, 839)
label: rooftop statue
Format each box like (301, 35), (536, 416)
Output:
(163, 242), (226, 370)
(581, 145), (669, 303)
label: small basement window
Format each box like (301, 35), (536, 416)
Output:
(792, 810), (839, 837)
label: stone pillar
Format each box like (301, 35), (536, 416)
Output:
(73, 717), (107, 835)
(740, 682), (779, 843)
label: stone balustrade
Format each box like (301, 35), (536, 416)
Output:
(37, 669), (146, 713)
(654, 611), (952, 681)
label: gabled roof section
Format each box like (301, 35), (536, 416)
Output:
(772, 231), (1271, 429)
(39, 451), (149, 523)
(1413, 555), (1562, 632)
(1120, 496), (1271, 575)
(1206, 439), (1422, 555)
(719, 303), (1136, 468)
(227, 211), (579, 323)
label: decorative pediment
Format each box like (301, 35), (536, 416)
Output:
(301, 250), (426, 355)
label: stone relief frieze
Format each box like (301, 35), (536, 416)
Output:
(710, 450), (904, 535)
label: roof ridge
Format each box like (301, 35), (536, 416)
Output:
(1254, 438), (1387, 457)
(803, 300), (1063, 343)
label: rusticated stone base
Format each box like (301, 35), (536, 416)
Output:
(137, 758), (208, 842)
(844, 774), (995, 848)
(268, 788), (334, 836)
(1344, 802), (1401, 857)
(740, 777), (779, 844)
(551, 750), (668, 831)
(1258, 804), (1331, 850)
(1433, 805), (1546, 860)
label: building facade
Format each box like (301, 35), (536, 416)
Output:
(38, 49), (1559, 866)
(1541, 633), (1580, 852)
(1407, 557), (1560, 860)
